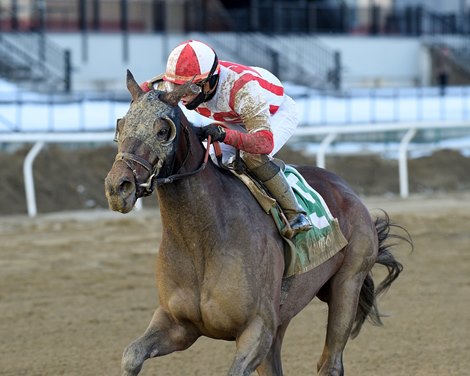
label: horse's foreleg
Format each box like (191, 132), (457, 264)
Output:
(121, 308), (199, 376)
(227, 315), (276, 376)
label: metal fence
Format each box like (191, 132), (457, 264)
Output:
(0, 32), (71, 92)
(2, 85), (470, 143)
(3, 119), (470, 217)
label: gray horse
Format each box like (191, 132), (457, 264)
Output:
(104, 71), (411, 376)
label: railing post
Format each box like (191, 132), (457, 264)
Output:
(271, 49), (280, 79)
(317, 133), (337, 169)
(415, 5), (423, 36)
(370, 5), (380, 35)
(79, 0), (88, 62)
(121, 0), (129, 62)
(333, 51), (341, 91)
(64, 49), (72, 92)
(339, 2), (348, 33)
(37, 0), (46, 63)
(92, 0), (100, 30)
(398, 128), (417, 198)
(151, 0), (164, 32)
(11, 0), (19, 30)
(250, 0), (260, 31)
(24, 141), (45, 217)
(79, 0), (87, 31)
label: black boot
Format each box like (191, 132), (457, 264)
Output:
(262, 170), (313, 238)
(249, 159), (313, 238)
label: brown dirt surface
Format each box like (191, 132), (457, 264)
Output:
(0, 193), (469, 375)
(0, 145), (469, 375)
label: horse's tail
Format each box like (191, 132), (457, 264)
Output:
(350, 210), (412, 338)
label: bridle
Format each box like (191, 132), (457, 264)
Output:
(114, 123), (211, 197)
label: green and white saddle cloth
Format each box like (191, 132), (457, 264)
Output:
(233, 164), (348, 277)
(278, 165), (348, 277)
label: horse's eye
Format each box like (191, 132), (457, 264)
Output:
(156, 127), (169, 140)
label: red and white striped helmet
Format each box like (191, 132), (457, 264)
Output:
(163, 40), (220, 85)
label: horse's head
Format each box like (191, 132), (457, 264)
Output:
(105, 70), (200, 213)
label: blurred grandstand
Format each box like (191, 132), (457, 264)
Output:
(1, 0), (470, 93)
(1, 0), (470, 139)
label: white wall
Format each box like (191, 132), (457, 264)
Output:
(319, 36), (429, 87)
(49, 33), (190, 91)
(47, 33), (430, 91)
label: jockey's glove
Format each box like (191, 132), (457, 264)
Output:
(193, 124), (226, 143)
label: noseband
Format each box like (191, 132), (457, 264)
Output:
(114, 125), (211, 197)
(114, 151), (163, 197)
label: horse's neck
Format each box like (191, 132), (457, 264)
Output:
(158, 115), (224, 230)
(157, 111), (255, 244)
(172, 111), (206, 173)
(158, 160), (223, 223)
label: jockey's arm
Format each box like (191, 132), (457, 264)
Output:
(223, 83), (274, 154)
(223, 115), (274, 154)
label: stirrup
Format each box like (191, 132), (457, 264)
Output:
(282, 213), (312, 239)
(290, 213), (312, 232)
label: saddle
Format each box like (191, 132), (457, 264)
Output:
(217, 151), (348, 278)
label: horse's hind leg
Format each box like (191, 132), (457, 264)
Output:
(121, 307), (199, 376)
(227, 314), (277, 376)
(317, 239), (376, 376)
(255, 323), (289, 376)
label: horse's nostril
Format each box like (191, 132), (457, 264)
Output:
(119, 179), (134, 195)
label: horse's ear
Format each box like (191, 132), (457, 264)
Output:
(126, 69), (144, 101)
(160, 82), (201, 107)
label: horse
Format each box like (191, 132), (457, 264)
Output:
(104, 70), (412, 376)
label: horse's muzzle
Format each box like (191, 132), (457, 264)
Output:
(104, 165), (138, 213)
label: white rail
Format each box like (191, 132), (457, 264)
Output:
(1, 120), (469, 216)
(23, 141), (45, 217)
(294, 120), (470, 198)
(0, 132), (144, 217)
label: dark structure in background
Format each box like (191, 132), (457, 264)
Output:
(1, 0), (469, 35)
(1, 0), (470, 92)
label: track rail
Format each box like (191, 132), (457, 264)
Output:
(1, 121), (470, 216)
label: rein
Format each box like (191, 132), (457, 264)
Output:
(154, 134), (211, 186)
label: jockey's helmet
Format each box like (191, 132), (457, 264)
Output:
(163, 40), (220, 85)
(163, 40), (220, 109)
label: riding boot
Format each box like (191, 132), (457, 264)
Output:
(250, 160), (312, 238)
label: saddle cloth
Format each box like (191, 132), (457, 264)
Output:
(233, 165), (348, 277)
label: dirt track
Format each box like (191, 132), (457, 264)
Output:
(1, 193), (469, 376)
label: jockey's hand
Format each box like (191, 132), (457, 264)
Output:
(139, 81), (153, 93)
(192, 124), (226, 143)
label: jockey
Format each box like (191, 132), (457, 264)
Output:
(140, 40), (312, 237)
